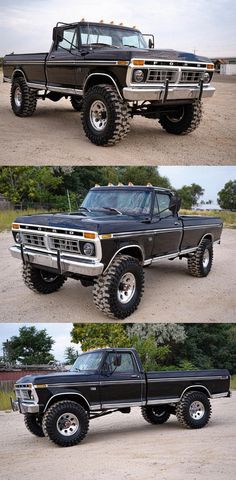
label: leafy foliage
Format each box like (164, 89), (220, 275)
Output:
(64, 346), (79, 364)
(217, 180), (236, 210)
(175, 183), (204, 209)
(3, 326), (55, 365)
(71, 324), (131, 352)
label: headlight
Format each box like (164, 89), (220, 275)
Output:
(202, 72), (210, 83)
(81, 242), (95, 257)
(133, 69), (145, 83)
(15, 232), (21, 243)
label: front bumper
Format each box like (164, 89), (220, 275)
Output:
(123, 84), (215, 102)
(10, 245), (104, 277)
(11, 397), (39, 414)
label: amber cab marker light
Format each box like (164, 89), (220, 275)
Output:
(84, 232), (96, 239)
(12, 223), (20, 229)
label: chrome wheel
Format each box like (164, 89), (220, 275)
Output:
(14, 87), (22, 108)
(202, 249), (210, 268)
(90, 100), (108, 131)
(40, 271), (59, 283)
(56, 413), (79, 436)
(189, 401), (205, 420)
(117, 272), (136, 304)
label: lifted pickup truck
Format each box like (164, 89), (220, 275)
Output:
(10, 184), (223, 319)
(3, 20), (215, 146)
(11, 347), (231, 447)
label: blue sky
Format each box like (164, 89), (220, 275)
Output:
(0, 0), (235, 57)
(0, 323), (80, 362)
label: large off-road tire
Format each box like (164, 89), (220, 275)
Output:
(141, 405), (171, 425)
(70, 95), (83, 112)
(22, 263), (66, 294)
(176, 391), (211, 429)
(24, 413), (44, 437)
(10, 77), (37, 117)
(159, 100), (202, 135)
(42, 401), (89, 447)
(93, 254), (144, 319)
(187, 238), (213, 277)
(81, 84), (131, 146)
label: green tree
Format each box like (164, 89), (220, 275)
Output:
(176, 183), (204, 209)
(3, 326), (55, 365)
(71, 324), (131, 351)
(64, 346), (79, 364)
(218, 180), (236, 210)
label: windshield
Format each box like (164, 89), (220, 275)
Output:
(82, 189), (152, 215)
(80, 25), (147, 49)
(71, 351), (104, 372)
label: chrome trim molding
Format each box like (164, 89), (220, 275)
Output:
(180, 385), (211, 398)
(211, 392), (229, 399)
(102, 402), (144, 409)
(148, 376), (225, 383)
(147, 398), (180, 405)
(83, 73), (122, 99)
(44, 392), (91, 412)
(104, 244), (145, 272)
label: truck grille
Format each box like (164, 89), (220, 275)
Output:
(15, 388), (30, 401)
(48, 236), (81, 253)
(180, 71), (203, 83)
(147, 69), (178, 83)
(22, 232), (45, 248)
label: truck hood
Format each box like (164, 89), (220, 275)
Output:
(14, 212), (149, 234)
(87, 48), (212, 64)
(16, 371), (97, 385)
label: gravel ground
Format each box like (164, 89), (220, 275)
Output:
(0, 228), (235, 323)
(0, 394), (235, 480)
(0, 75), (236, 165)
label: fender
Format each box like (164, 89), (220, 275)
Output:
(44, 392), (91, 412)
(104, 244), (145, 273)
(83, 72), (122, 99)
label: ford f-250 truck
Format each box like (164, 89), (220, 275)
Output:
(3, 20), (215, 146)
(10, 185), (223, 319)
(11, 347), (231, 447)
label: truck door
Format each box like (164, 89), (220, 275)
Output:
(99, 351), (145, 408)
(46, 26), (84, 92)
(151, 192), (183, 257)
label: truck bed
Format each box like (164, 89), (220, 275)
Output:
(3, 53), (48, 85)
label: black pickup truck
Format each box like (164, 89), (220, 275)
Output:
(10, 185), (223, 319)
(11, 347), (231, 447)
(3, 21), (215, 146)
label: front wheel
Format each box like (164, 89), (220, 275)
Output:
(93, 255), (144, 319)
(176, 391), (211, 429)
(24, 413), (44, 437)
(81, 84), (131, 146)
(10, 77), (37, 117)
(187, 239), (213, 277)
(141, 405), (171, 425)
(22, 263), (66, 294)
(159, 100), (202, 135)
(42, 401), (89, 447)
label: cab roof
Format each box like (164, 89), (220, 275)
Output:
(90, 185), (172, 193)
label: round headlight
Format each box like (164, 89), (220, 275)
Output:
(133, 69), (145, 83)
(82, 242), (95, 257)
(202, 72), (210, 83)
(15, 232), (21, 243)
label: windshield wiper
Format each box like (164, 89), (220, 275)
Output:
(89, 43), (119, 49)
(124, 44), (138, 48)
(79, 206), (92, 212)
(100, 207), (122, 215)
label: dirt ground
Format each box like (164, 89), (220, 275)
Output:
(0, 394), (235, 480)
(0, 74), (236, 165)
(0, 228), (235, 323)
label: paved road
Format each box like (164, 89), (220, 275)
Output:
(0, 394), (235, 480)
(0, 75), (236, 165)
(0, 229), (235, 323)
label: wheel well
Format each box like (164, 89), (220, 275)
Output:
(12, 69), (27, 81)
(44, 394), (90, 413)
(181, 385), (211, 398)
(105, 245), (144, 272)
(199, 233), (213, 245)
(83, 73), (122, 97)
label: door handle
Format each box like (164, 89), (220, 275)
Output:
(174, 222), (180, 225)
(131, 375), (139, 378)
(50, 55), (55, 59)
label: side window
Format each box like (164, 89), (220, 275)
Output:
(154, 193), (172, 217)
(57, 28), (77, 51)
(104, 353), (136, 373)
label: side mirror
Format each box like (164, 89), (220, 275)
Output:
(113, 353), (121, 367)
(52, 27), (64, 44)
(148, 38), (154, 49)
(169, 196), (181, 214)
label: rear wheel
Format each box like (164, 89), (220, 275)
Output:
(81, 84), (131, 146)
(70, 95), (83, 112)
(24, 413), (44, 437)
(159, 100), (202, 135)
(42, 401), (89, 447)
(176, 391), (211, 429)
(187, 239), (213, 277)
(11, 77), (37, 117)
(141, 405), (171, 425)
(22, 263), (66, 294)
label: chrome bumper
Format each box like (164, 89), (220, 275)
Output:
(123, 85), (215, 102)
(11, 398), (39, 414)
(10, 245), (104, 277)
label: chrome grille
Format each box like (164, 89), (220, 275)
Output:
(15, 388), (30, 400)
(22, 232), (45, 248)
(48, 236), (81, 253)
(147, 69), (178, 83)
(180, 71), (203, 83)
